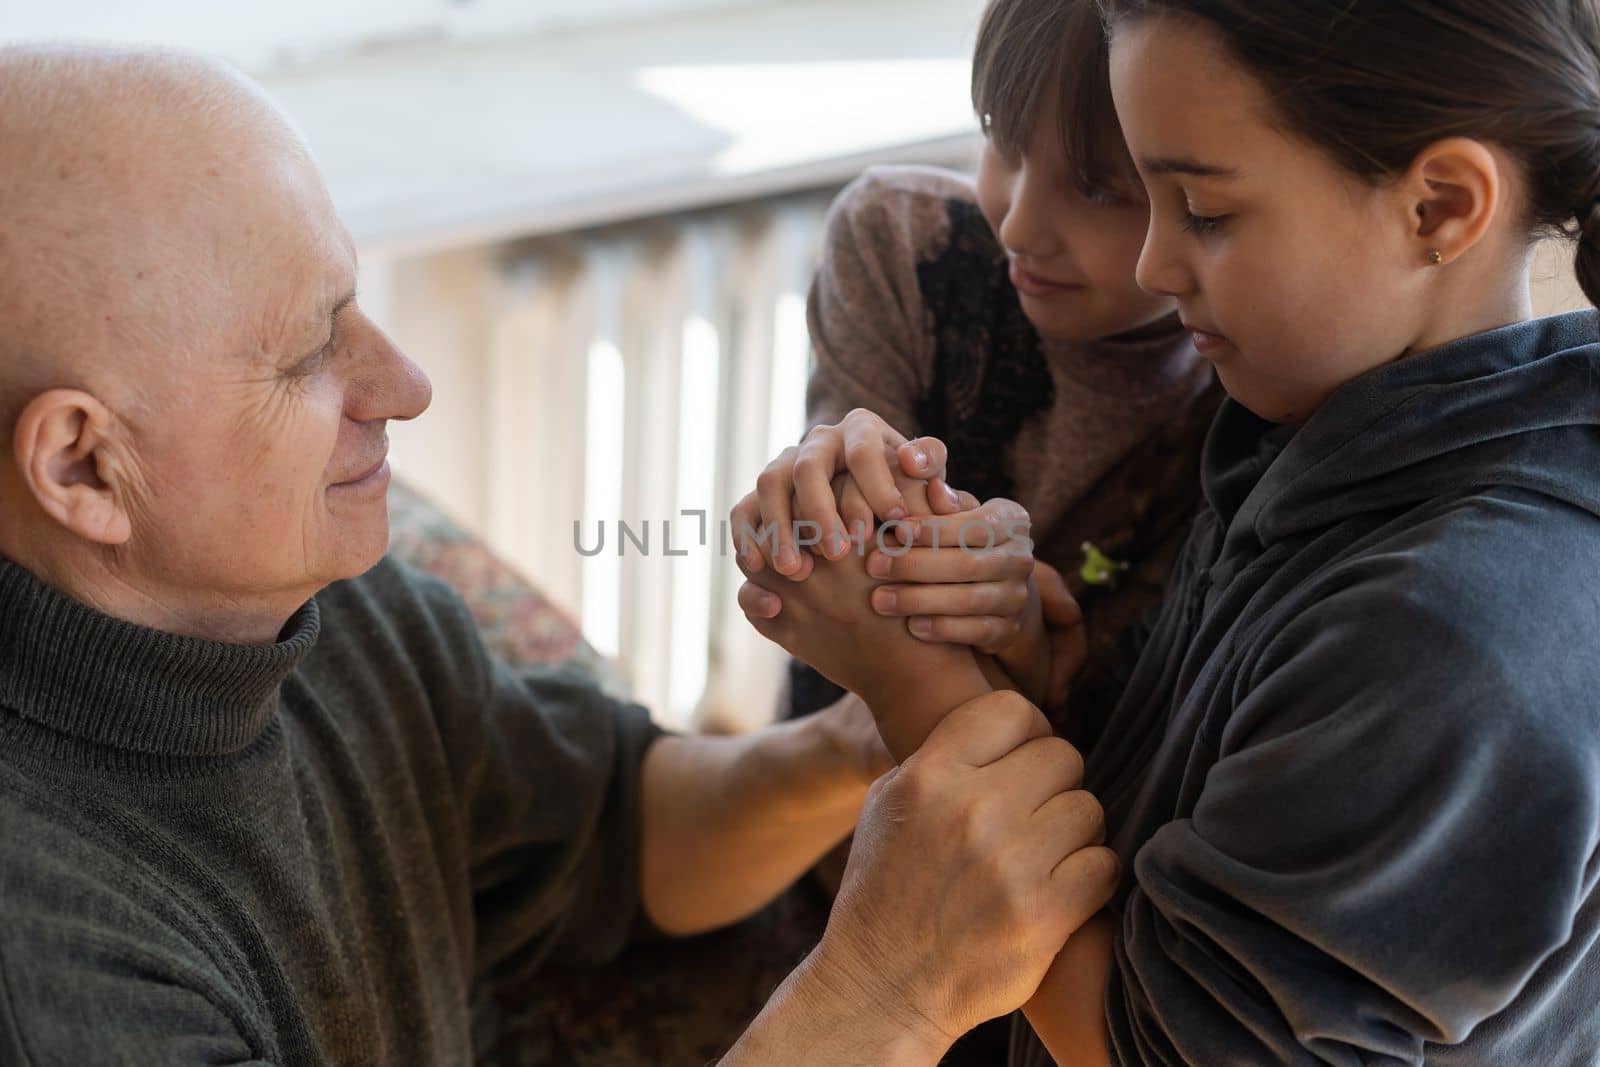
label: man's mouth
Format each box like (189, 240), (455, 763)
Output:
(332, 452), (390, 489)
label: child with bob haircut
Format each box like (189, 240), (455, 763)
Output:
(739, 0), (1219, 750)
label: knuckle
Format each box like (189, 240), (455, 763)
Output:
(1079, 845), (1122, 891)
(791, 452), (824, 481)
(843, 437), (879, 465)
(956, 797), (995, 847)
(843, 407), (879, 427)
(1053, 743), (1087, 788)
(891, 759), (933, 806)
(990, 689), (1033, 722)
(756, 460), (790, 493)
(1067, 789), (1105, 838)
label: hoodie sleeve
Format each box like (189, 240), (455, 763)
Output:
(1107, 568), (1600, 1066)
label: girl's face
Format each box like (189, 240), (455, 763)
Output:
(1108, 15), (1435, 423)
(977, 90), (1177, 344)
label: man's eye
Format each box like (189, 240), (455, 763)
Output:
(290, 342), (333, 377)
(1181, 211), (1229, 236)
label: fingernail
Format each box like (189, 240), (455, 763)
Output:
(943, 485), (960, 508)
(759, 595), (780, 617)
(867, 554), (891, 578)
(912, 448), (929, 469)
(828, 534), (846, 558)
(885, 504), (907, 521)
(777, 547), (798, 572)
(910, 617), (933, 636)
(873, 590), (896, 614)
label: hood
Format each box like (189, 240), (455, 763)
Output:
(1203, 310), (1600, 563)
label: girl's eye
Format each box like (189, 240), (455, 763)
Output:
(1181, 211), (1229, 237)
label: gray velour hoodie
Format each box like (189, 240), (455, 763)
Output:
(1012, 311), (1600, 1066)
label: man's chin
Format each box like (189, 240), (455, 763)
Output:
(320, 509), (392, 583)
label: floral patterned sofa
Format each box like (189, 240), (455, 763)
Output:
(387, 480), (1008, 1066)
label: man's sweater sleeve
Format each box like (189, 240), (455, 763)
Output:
(0, 871), (273, 1066)
(1107, 572), (1600, 1065)
(395, 563), (668, 980)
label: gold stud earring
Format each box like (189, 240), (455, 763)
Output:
(1427, 249), (1444, 266)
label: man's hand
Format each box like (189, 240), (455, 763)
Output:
(803, 692), (1119, 1050)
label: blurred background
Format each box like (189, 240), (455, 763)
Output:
(3, 1), (1586, 734)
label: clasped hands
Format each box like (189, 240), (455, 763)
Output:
(731, 408), (1087, 728)
(724, 409), (1117, 1056)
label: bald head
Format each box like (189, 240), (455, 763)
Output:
(0, 44), (322, 446)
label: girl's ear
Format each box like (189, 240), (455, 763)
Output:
(1404, 137), (1504, 267)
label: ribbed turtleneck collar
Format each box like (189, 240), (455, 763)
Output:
(0, 557), (319, 758)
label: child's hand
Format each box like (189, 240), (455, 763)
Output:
(737, 524), (990, 759)
(730, 408), (960, 577)
(1033, 562), (1088, 709)
(862, 492), (1037, 652)
(985, 562), (1088, 710)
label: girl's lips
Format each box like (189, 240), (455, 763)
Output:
(1187, 326), (1231, 356)
(1010, 262), (1082, 298)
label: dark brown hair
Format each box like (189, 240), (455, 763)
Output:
(972, 0), (1132, 192)
(1099, 0), (1600, 306)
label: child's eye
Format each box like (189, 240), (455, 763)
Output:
(1181, 211), (1229, 236)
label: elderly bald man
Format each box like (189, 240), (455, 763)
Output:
(0, 45), (1115, 1066)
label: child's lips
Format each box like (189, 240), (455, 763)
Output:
(1183, 321), (1231, 355)
(1010, 262), (1083, 297)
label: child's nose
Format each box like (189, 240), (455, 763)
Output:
(999, 167), (1065, 261)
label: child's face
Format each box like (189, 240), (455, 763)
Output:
(976, 91), (1177, 344)
(1108, 15), (1432, 423)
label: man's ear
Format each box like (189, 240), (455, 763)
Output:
(12, 389), (133, 545)
(1403, 137), (1504, 267)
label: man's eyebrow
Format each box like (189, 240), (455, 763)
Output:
(1141, 156), (1241, 179)
(304, 289), (357, 336)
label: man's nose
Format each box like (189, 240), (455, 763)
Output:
(346, 315), (432, 423)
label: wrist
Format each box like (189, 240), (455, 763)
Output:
(794, 940), (956, 1064)
(860, 648), (992, 761)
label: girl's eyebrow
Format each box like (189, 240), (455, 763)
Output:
(1141, 155), (1241, 179)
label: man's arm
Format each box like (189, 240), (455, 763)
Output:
(637, 693), (890, 936)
